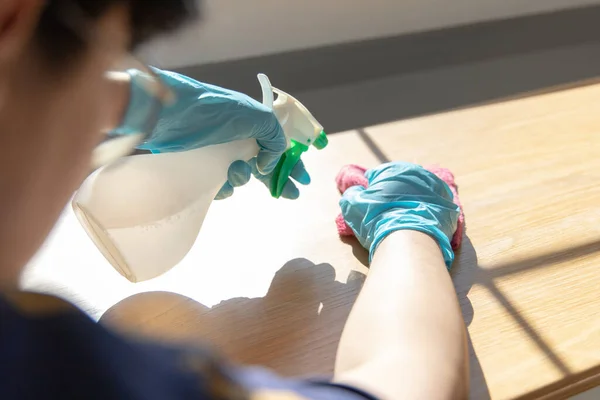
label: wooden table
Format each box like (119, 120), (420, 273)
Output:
(23, 83), (600, 399)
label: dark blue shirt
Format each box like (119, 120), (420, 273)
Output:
(0, 293), (376, 400)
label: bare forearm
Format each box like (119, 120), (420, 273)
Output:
(335, 230), (468, 399)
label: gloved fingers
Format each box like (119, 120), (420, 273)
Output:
(256, 147), (284, 175)
(247, 157), (268, 183)
(280, 179), (300, 200)
(365, 161), (415, 182)
(215, 182), (234, 200)
(247, 157), (302, 199)
(366, 162), (454, 200)
(215, 161), (252, 200)
(338, 185), (369, 247)
(227, 160), (252, 187)
(290, 159), (311, 185)
(366, 162), (438, 187)
(339, 185), (367, 214)
(255, 120), (287, 175)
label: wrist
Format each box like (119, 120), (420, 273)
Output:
(370, 216), (455, 268)
(377, 230), (439, 250)
(371, 230), (448, 271)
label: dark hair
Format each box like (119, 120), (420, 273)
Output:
(35, 0), (199, 65)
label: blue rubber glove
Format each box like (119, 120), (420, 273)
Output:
(215, 158), (311, 200)
(340, 162), (460, 268)
(115, 68), (309, 199)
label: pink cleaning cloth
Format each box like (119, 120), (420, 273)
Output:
(335, 164), (465, 250)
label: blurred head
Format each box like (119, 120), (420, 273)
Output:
(0, 0), (197, 285)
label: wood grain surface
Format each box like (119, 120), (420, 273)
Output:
(24, 83), (600, 399)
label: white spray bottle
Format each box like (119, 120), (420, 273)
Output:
(72, 74), (327, 282)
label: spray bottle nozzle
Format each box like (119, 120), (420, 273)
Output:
(312, 130), (329, 150)
(257, 74), (327, 198)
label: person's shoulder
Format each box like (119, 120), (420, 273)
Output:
(1, 291), (80, 317)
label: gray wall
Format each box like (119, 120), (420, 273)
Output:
(141, 0), (600, 68)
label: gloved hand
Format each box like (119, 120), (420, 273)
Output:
(114, 68), (309, 199)
(340, 162), (460, 268)
(216, 158), (311, 200)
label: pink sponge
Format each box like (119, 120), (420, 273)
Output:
(335, 164), (465, 250)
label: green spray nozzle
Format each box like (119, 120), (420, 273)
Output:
(312, 129), (329, 150)
(270, 130), (328, 198)
(256, 73), (327, 198)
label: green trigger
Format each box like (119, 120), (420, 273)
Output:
(270, 140), (309, 198)
(270, 130), (328, 198)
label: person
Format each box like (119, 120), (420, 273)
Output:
(0, 0), (469, 399)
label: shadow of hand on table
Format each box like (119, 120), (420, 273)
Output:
(102, 236), (494, 398)
(101, 258), (365, 377)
